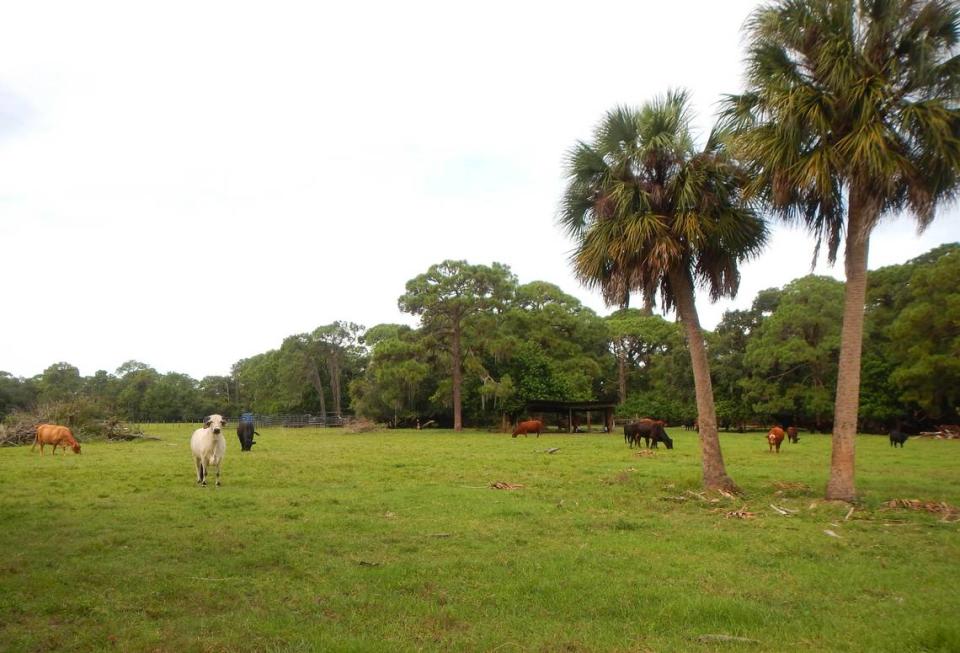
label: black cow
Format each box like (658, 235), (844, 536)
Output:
(237, 421), (259, 451)
(889, 429), (908, 448)
(624, 420), (674, 449)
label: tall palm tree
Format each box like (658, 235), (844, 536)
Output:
(723, 0), (960, 501)
(560, 91), (767, 493)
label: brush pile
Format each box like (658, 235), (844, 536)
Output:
(918, 424), (960, 439)
(342, 418), (381, 434)
(0, 406), (143, 446)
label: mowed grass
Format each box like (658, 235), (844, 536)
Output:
(1, 426), (958, 653)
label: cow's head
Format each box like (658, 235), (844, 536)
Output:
(660, 429), (674, 450)
(71, 442), (82, 454)
(204, 414), (227, 435)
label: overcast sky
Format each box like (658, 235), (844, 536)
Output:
(1, 0), (957, 381)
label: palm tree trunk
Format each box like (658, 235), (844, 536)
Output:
(670, 269), (738, 493)
(452, 322), (463, 432)
(826, 193), (873, 502)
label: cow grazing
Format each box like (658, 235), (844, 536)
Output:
(786, 426), (799, 443)
(237, 421), (259, 451)
(889, 429), (909, 448)
(512, 419), (544, 438)
(767, 427), (786, 453)
(33, 424), (81, 455)
(624, 419), (673, 449)
(191, 414), (227, 487)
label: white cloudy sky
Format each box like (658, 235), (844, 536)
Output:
(1, 0), (957, 381)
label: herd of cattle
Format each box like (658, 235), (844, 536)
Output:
(29, 414), (916, 486)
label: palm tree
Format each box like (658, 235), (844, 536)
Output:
(560, 90), (767, 493)
(723, 0), (960, 501)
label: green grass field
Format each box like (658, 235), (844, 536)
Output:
(2, 426), (958, 652)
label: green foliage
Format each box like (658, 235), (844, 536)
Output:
(36, 362), (83, 404)
(0, 371), (37, 419)
(711, 304), (769, 429)
(349, 325), (435, 426)
(741, 276), (844, 428)
(140, 373), (201, 422)
(115, 362), (160, 421)
(867, 244), (960, 423)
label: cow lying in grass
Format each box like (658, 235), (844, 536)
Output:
(33, 424), (81, 455)
(191, 414), (227, 487)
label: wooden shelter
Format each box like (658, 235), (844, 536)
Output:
(522, 400), (617, 433)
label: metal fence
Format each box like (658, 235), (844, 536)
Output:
(236, 413), (348, 428)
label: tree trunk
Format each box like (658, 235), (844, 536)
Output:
(641, 290), (654, 316)
(617, 346), (627, 404)
(826, 191), (873, 502)
(326, 353), (342, 418)
(307, 358), (327, 420)
(669, 269), (738, 493)
(452, 322), (463, 432)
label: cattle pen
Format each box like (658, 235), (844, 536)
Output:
(522, 400), (617, 433)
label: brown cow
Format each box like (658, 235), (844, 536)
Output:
(767, 427), (785, 453)
(33, 424), (81, 455)
(624, 419), (673, 449)
(786, 426), (799, 443)
(512, 419), (544, 438)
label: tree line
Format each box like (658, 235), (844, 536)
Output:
(2, 243), (956, 434)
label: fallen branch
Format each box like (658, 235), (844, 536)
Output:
(724, 506), (756, 519)
(490, 481), (525, 490)
(696, 634), (760, 644)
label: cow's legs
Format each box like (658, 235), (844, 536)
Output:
(214, 462), (221, 487)
(195, 458), (205, 485)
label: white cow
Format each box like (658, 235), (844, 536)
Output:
(191, 414), (227, 487)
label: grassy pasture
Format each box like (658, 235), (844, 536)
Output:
(1, 425), (958, 652)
